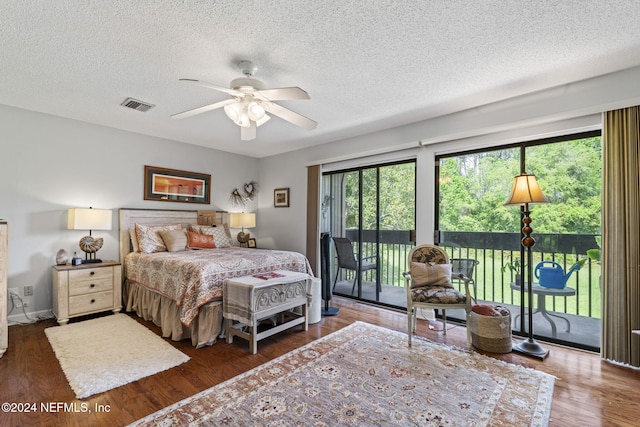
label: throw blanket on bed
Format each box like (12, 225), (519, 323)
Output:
(125, 247), (313, 326)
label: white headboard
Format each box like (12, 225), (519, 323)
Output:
(118, 208), (229, 276)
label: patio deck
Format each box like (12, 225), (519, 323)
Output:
(332, 279), (600, 351)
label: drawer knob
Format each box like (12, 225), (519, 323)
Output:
(90, 299), (95, 304)
(90, 283), (95, 288)
(90, 271), (95, 276)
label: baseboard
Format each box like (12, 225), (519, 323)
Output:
(8, 309), (55, 325)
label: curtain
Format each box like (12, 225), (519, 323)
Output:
(306, 165), (321, 275)
(601, 106), (640, 367)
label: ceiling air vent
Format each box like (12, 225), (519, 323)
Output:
(121, 97), (154, 112)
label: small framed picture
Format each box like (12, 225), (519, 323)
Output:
(247, 238), (257, 248)
(274, 188), (290, 207)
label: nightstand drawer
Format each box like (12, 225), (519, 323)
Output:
(68, 277), (113, 296)
(68, 267), (114, 284)
(68, 290), (114, 315)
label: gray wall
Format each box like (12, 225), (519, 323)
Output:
(0, 105), (258, 319)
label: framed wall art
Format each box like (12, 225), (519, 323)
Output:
(144, 165), (211, 204)
(274, 188), (290, 207)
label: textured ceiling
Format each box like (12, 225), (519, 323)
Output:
(2, 1), (640, 158)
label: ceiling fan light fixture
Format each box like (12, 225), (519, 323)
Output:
(224, 101), (243, 122)
(174, 61), (316, 139)
(256, 114), (270, 127)
(247, 101), (265, 121)
(236, 109), (251, 128)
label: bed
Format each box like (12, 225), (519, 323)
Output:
(119, 208), (313, 348)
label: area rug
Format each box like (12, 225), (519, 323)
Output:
(130, 321), (554, 426)
(45, 314), (189, 399)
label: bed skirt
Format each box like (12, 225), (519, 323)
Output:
(124, 280), (223, 348)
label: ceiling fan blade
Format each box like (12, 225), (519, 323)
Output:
(179, 78), (244, 97)
(264, 102), (317, 130)
(171, 99), (234, 119)
(254, 87), (310, 101)
(241, 122), (257, 141)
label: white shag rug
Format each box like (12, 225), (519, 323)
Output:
(45, 314), (189, 399)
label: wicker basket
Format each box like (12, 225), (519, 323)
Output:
(469, 306), (512, 353)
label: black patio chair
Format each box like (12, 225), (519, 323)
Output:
(332, 237), (378, 295)
(451, 258), (479, 298)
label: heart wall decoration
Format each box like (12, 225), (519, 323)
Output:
(230, 181), (259, 206)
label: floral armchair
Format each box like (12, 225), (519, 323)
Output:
(402, 244), (472, 347)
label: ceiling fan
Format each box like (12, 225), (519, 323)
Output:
(172, 61), (317, 141)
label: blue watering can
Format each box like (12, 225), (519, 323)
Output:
(534, 261), (581, 289)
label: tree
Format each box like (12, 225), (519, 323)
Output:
(438, 136), (602, 235)
(343, 162), (415, 230)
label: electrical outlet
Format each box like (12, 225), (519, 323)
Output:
(9, 288), (25, 308)
(24, 286), (33, 296)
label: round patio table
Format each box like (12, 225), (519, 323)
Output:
(510, 282), (576, 338)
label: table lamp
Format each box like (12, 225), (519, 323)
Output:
(68, 207), (112, 263)
(505, 172), (549, 359)
(229, 212), (256, 246)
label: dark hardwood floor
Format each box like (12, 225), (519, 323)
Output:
(1, 297), (640, 426)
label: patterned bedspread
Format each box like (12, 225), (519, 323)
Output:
(124, 247), (313, 326)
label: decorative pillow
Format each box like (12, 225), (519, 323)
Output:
(190, 223), (233, 244)
(129, 228), (140, 253)
(186, 231), (217, 249)
(135, 223), (182, 254)
(409, 262), (453, 288)
(189, 223), (233, 247)
(221, 223), (232, 241)
(190, 224), (216, 234)
(159, 229), (188, 252)
(211, 225), (233, 247)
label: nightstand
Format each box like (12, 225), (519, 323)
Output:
(52, 260), (122, 325)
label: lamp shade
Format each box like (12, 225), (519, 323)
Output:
(229, 212), (256, 228)
(247, 101), (266, 121)
(224, 102), (243, 122)
(505, 173), (548, 206)
(67, 208), (113, 231)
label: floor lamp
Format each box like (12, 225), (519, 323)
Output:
(505, 172), (549, 360)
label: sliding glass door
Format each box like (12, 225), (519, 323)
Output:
(435, 132), (602, 351)
(321, 160), (415, 308)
